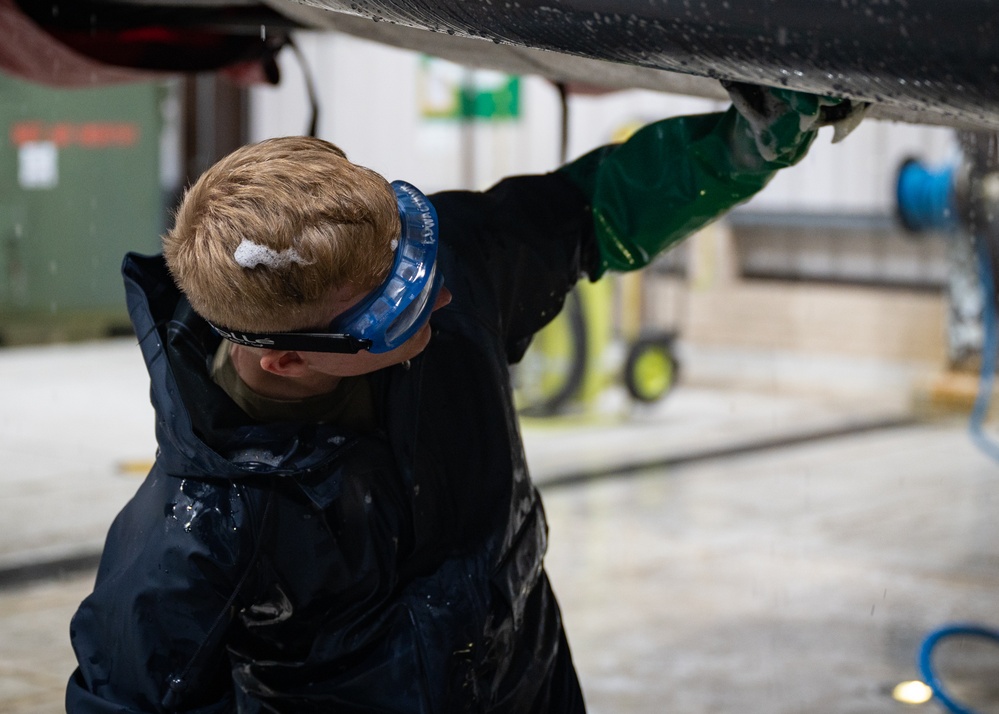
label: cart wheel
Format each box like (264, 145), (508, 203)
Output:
(624, 335), (679, 403)
(513, 287), (588, 417)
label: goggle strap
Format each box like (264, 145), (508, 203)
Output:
(209, 323), (373, 354)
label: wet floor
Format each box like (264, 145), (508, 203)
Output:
(543, 422), (999, 713)
(2, 419), (997, 713)
(0, 573), (91, 714)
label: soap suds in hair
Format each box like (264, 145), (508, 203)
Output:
(233, 239), (312, 269)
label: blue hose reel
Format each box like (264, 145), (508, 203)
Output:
(896, 159), (959, 234)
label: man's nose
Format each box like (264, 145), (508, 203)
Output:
(433, 286), (452, 312)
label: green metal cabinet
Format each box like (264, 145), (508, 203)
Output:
(0, 73), (163, 344)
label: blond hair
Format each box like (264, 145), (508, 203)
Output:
(163, 136), (399, 332)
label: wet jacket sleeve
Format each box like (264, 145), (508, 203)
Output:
(432, 171), (597, 362)
(66, 470), (261, 713)
(557, 92), (821, 277)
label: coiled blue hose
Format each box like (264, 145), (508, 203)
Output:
(918, 623), (999, 714)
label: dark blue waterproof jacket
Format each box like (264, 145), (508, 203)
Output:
(66, 172), (596, 713)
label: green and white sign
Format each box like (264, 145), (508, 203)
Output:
(419, 57), (520, 121)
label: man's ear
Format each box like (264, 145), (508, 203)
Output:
(258, 350), (310, 378)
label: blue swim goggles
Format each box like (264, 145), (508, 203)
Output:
(210, 180), (444, 354)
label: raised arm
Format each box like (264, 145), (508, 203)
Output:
(558, 85), (866, 277)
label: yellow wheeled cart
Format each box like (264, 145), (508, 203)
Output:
(513, 268), (682, 416)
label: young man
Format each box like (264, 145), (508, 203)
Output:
(67, 85), (861, 713)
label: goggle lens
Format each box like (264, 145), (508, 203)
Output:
(329, 180), (442, 353)
(384, 265), (441, 345)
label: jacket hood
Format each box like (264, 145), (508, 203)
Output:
(123, 252), (361, 483)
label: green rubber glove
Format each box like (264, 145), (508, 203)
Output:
(559, 86), (863, 277)
(723, 82), (867, 161)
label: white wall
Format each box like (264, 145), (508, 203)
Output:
(251, 31), (959, 214)
(748, 119), (956, 215)
(250, 32), (563, 193)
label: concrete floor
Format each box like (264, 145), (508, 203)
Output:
(543, 422), (999, 714)
(1, 341), (998, 713)
(3, 422), (998, 713)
